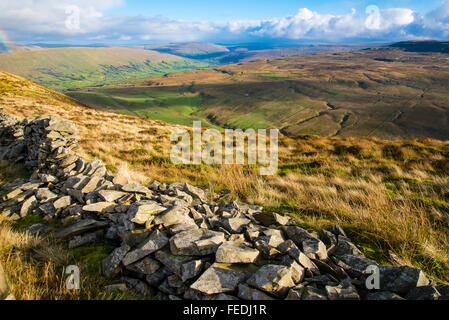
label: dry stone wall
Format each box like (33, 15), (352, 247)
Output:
(0, 108), (447, 301)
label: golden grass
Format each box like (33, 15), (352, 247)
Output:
(0, 220), (153, 300)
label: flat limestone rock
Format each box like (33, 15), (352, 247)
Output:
(122, 277), (155, 297)
(183, 183), (208, 202)
(221, 217), (251, 234)
(154, 249), (193, 277)
(247, 264), (296, 298)
(82, 202), (116, 213)
(302, 238), (328, 260)
(278, 240), (319, 274)
(215, 241), (259, 264)
(153, 206), (195, 227)
(24, 223), (53, 236)
(332, 236), (364, 257)
(378, 266), (430, 295)
(127, 201), (166, 225)
(20, 195), (38, 217)
(35, 188), (58, 201)
(3, 188), (23, 201)
(282, 226), (316, 245)
(122, 182), (151, 195)
(169, 229), (225, 256)
(125, 257), (161, 276)
(60, 154), (78, 168)
(280, 256), (305, 284)
(68, 230), (103, 249)
(334, 254), (377, 278)
(190, 263), (256, 295)
(238, 283), (275, 300)
(301, 286), (329, 300)
(181, 260), (204, 282)
(260, 229), (285, 247)
(80, 176), (102, 193)
(121, 229), (151, 247)
(46, 119), (77, 133)
(102, 244), (131, 278)
(325, 280), (360, 300)
(53, 219), (108, 238)
(168, 223), (199, 235)
(122, 230), (169, 266)
(253, 212), (289, 227)
(53, 196), (71, 210)
(98, 190), (127, 202)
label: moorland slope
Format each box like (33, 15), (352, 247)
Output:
(1, 70), (448, 291)
(66, 46), (449, 140)
(0, 47), (208, 90)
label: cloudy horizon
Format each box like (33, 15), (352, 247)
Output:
(1, 0), (449, 45)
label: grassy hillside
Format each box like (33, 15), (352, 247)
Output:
(67, 47), (449, 140)
(143, 42), (230, 58)
(0, 47), (209, 90)
(1, 70), (449, 290)
(0, 43), (43, 54)
(389, 40), (449, 53)
(143, 42), (371, 65)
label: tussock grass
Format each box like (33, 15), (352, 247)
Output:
(0, 220), (151, 300)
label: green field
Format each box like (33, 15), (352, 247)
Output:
(0, 47), (209, 90)
(66, 86), (220, 128)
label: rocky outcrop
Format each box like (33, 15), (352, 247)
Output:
(0, 109), (446, 300)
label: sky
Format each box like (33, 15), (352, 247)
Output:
(0, 0), (449, 45)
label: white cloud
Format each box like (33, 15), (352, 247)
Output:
(0, 1), (448, 43)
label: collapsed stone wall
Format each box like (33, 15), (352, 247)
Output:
(0, 108), (447, 301)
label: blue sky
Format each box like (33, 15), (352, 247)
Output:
(0, 0), (448, 44)
(106, 0), (442, 21)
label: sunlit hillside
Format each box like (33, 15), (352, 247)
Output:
(1, 70), (449, 290)
(65, 47), (449, 140)
(0, 47), (209, 90)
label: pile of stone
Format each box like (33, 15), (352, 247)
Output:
(0, 110), (447, 301)
(22, 114), (79, 172)
(0, 108), (26, 162)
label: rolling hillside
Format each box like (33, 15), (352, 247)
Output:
(1, 70), (449, 292)
(142, 42), (372, 65)
(0, 43), (43, 54)
(0, 47), (209, 90)
(66, 46), (449, 140)
(143, 42), (230, 58)
(389, 40), (449, 53)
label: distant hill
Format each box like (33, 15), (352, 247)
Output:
(388, 40), (449, 53)
(142, 42), (373, 65)
(0, 47), (208, 90)
(0, 43), (43, 54)
(143, 42), (230, 58)
(67, 47), (449, 140)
